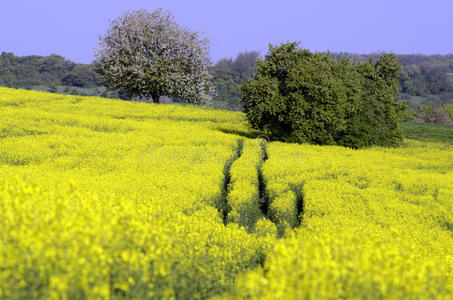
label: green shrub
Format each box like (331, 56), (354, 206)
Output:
(48, 83), (58, 93)
(443, 103), (453, 121)
(240, 43), (403, 148)
(397, 101), (415, 122)
(416, 102), (450, 124)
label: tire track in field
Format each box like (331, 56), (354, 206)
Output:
(258, 139), (270, 217)
(291, 183), (305, 226)
(219, 139), (243, 224)
(256, 137), (281, 231)
(258, 139), (304, 234)
(296, 188), (305, 226)
(219, 136), (282, 232)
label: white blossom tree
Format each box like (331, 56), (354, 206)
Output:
(93, 9), (213, 104)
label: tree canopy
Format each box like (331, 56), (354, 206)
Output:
(240, 43), (404, 148)
(209, 51), (259, 110)
(93, 9), (213, 104)
(0, 52), (98, 89)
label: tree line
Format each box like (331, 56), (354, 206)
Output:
(332, 52), (453, 106)
(2, 50), (451, 111)
(213, 51), (453, 113)
(0, 52), (98, 89)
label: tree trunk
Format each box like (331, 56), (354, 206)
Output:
(152, 94), (160, 103)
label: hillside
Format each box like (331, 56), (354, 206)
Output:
(1, 87), (453, 298)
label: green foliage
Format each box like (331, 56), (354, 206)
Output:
(240, 43), (403, 148)
(332, 52), (453, 108)
(93, 9), (213, 104)
(2, 49), (451, 112)
(342, 54), (403, 148)
(47, 83), (58, 93)
(61, 64), (98, 88)
(397, 101), (415, 122)
(0, 52), (98, 89)
(416, 102), (451, 124)
(443, 103), (453, 121)
(400, 62), (452, 97)
(209, 51), (259, 110)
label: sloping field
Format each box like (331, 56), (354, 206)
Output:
(228, 126), (453, 299)
(1, 87), (452, 299)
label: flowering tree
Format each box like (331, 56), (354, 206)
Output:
(93, 9), (213, 104)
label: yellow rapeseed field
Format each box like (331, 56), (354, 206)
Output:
(1, 87), (452, 299)
(228, 135), (453, 299)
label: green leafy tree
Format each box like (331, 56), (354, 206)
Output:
(62, 65), (98, 88)
(240, 43), (403, 148)
(397, 101), (415, 122)
(419, 63), (450, 94)
(93, 9), (213, 104)
(48, 83), (58, 93)
(210, 51), (259, 110)
(444, 103), (453, 121)
(342, 54), (403, 147)
(232, 51), (260, 79)
(0, 52), (98, 90)
(416, 102), (450, 124)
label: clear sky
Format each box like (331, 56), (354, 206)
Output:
(1, 0), (452, 64)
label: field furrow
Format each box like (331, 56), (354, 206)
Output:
(227, 137), (453, 299)
(225, 139), (270, 232)
(219, 139), (244, 223)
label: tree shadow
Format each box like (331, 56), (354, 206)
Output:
(216, 127), (263, 139)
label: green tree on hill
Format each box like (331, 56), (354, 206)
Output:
(240, 43), (404, 148)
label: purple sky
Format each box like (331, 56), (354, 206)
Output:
(1, 0), (452, 64)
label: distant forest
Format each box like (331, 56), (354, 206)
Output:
(331, 52), (453, 110)
(1, 51), (452, 111)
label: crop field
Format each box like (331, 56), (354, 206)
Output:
(1, 87), (453, 299)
